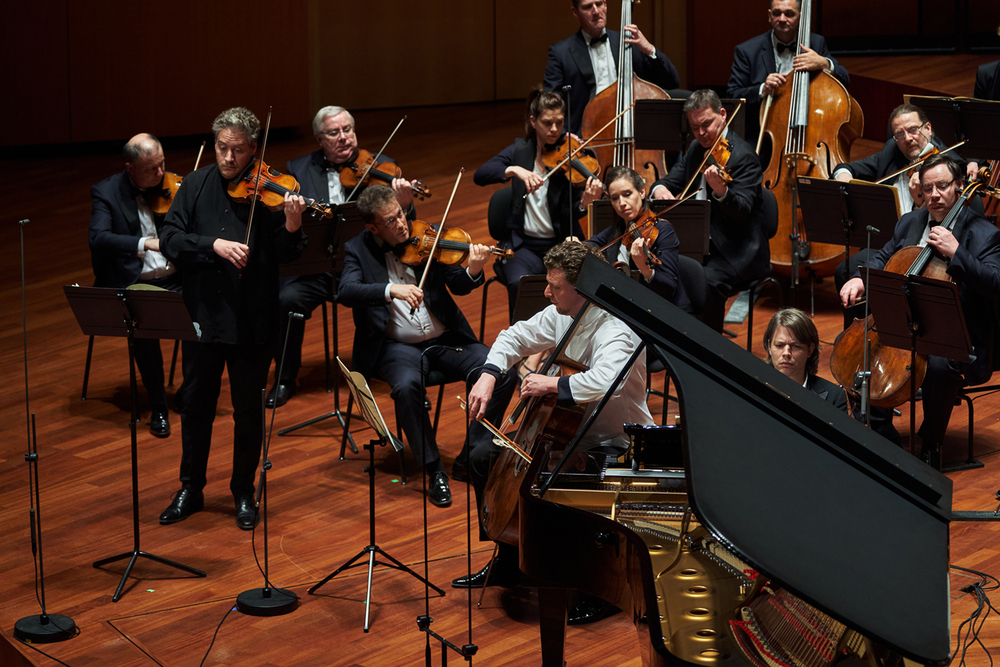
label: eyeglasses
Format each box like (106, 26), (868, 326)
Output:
(321, 126), (354, 139)
(920, 179), (955, 195)
(892, 124), (926, 142)
(380, 211), (408, 228)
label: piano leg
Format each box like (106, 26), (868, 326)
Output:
(538, 586), (568, 667)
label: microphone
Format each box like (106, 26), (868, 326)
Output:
(289, 312), (305, 320)
(561, 85), (572, 92)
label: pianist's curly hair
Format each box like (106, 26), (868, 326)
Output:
(763, 308), (820, 376)
(543, 239), (604, 286)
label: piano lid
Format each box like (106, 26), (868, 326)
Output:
(573, 253), (953, 666)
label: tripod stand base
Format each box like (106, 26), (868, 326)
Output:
(942, 458), (985, 474)
(14, 614), (76, 643)
(236, 587), (299, 616)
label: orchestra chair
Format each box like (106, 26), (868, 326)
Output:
(950, 322), (1000, 472)
(480, 186), (514, 337)
(82, 336), (179, 400)
(647, 255), (707, 423)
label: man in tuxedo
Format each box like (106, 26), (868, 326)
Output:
(840, 154), (1000, 467)
(88, 133), (182, 437)
(763, 308), (847, 412)
(543, 0), (681, 135)
(974, 25), (1000, 101)
(727, 0), (849, 146)
(267, 105), (418, 407)
(650, 89), (770, 332)
(337, 184), (515, 507)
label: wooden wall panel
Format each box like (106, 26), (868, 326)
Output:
(495, 1), (578, 100)
(0, 3), (71, 145)
(686, 1), (761, 88)
(66, 1), (310, 143)
(821, 0), (917, 37)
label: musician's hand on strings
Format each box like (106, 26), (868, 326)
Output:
(283, 192), (307, 232)
(391, 177), (415, 209)
(793, 46), (829, 73)
(468, 373), (496, 420)
(761, 72), (787, 96)
(390, 284), (423, 309)
(466, 243), (491, 278)
(580, 177), (602, 209)
(649, 185), (675, 200)
(506, 166), (543, 194)
(520, 373), (558, 398)
(927, 226), (959, 259)
(704, 165), (728, 198)
(214, 239), (250, 268)
(630, 236), (655, 280)
(840, 277), (866, 308)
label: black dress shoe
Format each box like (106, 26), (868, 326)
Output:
(428, 471), (452, 507)
(451, 460), (469, 483)
(159, 487), (204, 524)
(567, 595), (621, 626)
(920, 446), (941, 469)
(235, 494), (259, 530)
(451, 554), (519, 589)
(149, 410), (170, 438)
(265, 383), (295, 408)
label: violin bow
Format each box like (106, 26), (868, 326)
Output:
(678, 99), (743, 200)
(193, 140), (206, 172)
(874, 140), (966, 185)
(596, 189), (702, 254)
(345, 115), (407, 203)
(526, 103), (635, 198)
(243, 107), (273, 249)
(411, 168), (465, 315)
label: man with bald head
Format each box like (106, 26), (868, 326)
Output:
(89, 132), (182, 437)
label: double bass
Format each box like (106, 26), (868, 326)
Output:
(759, 0), (864, 282)
(581, 0), (670, 189)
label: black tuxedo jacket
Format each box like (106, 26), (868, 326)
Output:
(806, 374), (848, 412)
(975, 60), (1000, 101)
(855, 206), (1000, 385)
(651, 132), (770, 283)
(543, 29), (679, 134)
(286, 149), (401, 204)
(337, 229), (483, 379)
(833, 135), (953, 183)
(88, 170), (160, 288)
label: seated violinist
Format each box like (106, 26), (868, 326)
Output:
(474, 88), (602, 319)
(650, 89), (769, 332)
(839, 154), (1000, 467)
(585, 165), (689, 310)
(457, 239), (653, 627)
(337, 184), (516, 507)
(266, 105), (420, 407)
(88, 133), (183, 438)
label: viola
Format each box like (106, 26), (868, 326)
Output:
(228, 159), (333, 219)
(706, 137), (734, 184)
(148, 172), (183, 216)
(540, 134), (602, 187)
(399, 220), (514, 267)
(338, 148), (431, 200)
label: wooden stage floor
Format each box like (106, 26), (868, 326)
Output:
(3, 92), (1000, 665)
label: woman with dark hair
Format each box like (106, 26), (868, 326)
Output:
(474, 87), (602, 316)
(585, 165), (689, 311)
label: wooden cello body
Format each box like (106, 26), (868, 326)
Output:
(760, 0), (864, 280)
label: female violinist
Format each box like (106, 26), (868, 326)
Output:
(585, 166), (690, 311)
(474, 87), (603, 317)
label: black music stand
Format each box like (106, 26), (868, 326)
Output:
(64, 285), (205, 602)
(634, 98), (746, 151)
(590, 199), (710, 262)
(866, 269), (977, 471)
(511, 275), (551, 324)
(279, 203), (366, 447)
(308, 358), (441, 632)
(905, 96), (1000, 161)
(796, 177), (899, 259)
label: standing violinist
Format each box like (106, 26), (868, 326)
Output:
(266, 106), (419, 407)
(839, 154), (1000, 467)
(650, 89), (770, 333)
(585, 165), (689, 310)
(727, 0), (849, 148)
(88, 132), (182, 438)
(474, 88), (602, 319)
(158, 107), (307, 530)
(338, 184), (517, 507)
(543, 0), (681, 135)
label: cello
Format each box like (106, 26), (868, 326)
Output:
(759, 0), (864, 283)
(580, 0), (670, 189)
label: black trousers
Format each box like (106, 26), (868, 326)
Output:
(702, 250), (743, 333)
(274, 273), (334, 384)
(177, 340), (270, 498)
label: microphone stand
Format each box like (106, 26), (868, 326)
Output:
(13, 219), (76, 644)
(854, 225), (879, 428)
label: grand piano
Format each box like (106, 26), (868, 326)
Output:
(518, 254), (952, 666)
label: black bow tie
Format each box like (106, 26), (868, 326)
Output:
(320, 158), (338, 173)
(589, 32), (608, 47)
(776, 41), (794, 54)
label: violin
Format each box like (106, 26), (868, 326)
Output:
(338, 148), (431, 200)
(228, 159), (333, 218)
(400, 220), (514, 267)
(604, 209), (661, 269)
(148, 172), (183, 216)
(705, 137), (734, 184)
(540, 134), (602, 187)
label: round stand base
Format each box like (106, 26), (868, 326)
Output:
(14, 614), (76, 643)
(236, 587), (298, 616)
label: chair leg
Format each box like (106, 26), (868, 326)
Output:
(746, 284), (756, 353)
(82, 335), (95, 400)
(397, 425), (407, 486)
(322, 301), (332, 393)
(168, 339), (180, 386)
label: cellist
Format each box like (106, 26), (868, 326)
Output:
(457, 240), (652, 627)
(839, 154), (1000, 467)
